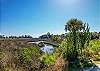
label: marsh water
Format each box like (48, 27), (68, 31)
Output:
(40, 45), (54, 53)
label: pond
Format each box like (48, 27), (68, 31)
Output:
(28, 41), (54, 53)
(40, 45), (54, 54)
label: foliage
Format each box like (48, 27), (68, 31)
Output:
(88, 40), (100, 60)
(20, 46), (40, 63)
(0, 40), (43, 71)
(51, 35), (63, 44)
(59, 18), (92, 71)
(62, 18), (90, 60)
(41, 53), (56, 65)
(77, 40), (100, 69)
(89, 40), (100, 47)
(60, 39), (100, 70)
(65, 18), (84, 32)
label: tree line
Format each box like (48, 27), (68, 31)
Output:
(0, 32), (100, 40)
(0, 35), (33, 39)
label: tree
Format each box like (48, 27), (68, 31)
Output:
(64, 18), (84, 61)
(47, 32), (51, 39)
(51, 35), (62, 44)
(47, 32), (50, 36)
(60, 18), (90, 69)
(65, 18), (83, 32)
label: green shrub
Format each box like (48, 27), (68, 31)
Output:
(89, 40), (100, 47)
(87, 40), (100, 61)
(42, 53), (56, 65)
(20, 46), (40, 63)
(20, 48), (31, 62)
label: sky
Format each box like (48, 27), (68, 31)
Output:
(0, 0), (100, 37)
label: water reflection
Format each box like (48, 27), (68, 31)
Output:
(41, 45), (54, 54)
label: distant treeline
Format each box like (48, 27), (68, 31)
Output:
(0, 35), (33, 39)
(0, 32), (100, 40)
(90, 32), (100, 39)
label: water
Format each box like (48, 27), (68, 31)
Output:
(28, 41), (54, 54)
(40, 45), (54, 54)
(82, 65), (100, 71)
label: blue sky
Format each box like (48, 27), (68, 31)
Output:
(0, 0), (100, 37)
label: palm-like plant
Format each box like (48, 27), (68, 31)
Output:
(63, 18), (90, 62)
(65, 18), (83, 32)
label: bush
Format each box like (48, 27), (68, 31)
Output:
(41, 53), (56, 65)
(20, 46), (40, 63)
